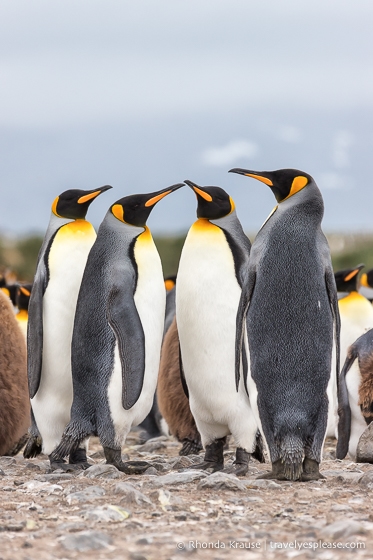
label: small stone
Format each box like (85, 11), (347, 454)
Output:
(0, 522), (25, 532)
(144, 467), (158, 476)
(359, 470), (373, 487)
(114, 482), (152, 506)
(0, 457), (16, 467)
(150, 462), (171, 473)
(197, 472), (247, 491)
(129, 554), (147, 560)
(65, 485), (106, 504)
(137, 441), (166, 453)
(356, 422), (373, 463)
(35, 473), (73, 482)
(136, 537), (153, 545)
(0, 468), (5, 476)
(330, 504), (353, 512)
(24, 463), (41, 471)
(244, 479), (282, 489)
(170, 456), (193, 469)
(148, 470), (207, 488)
(61, 530), (113, 551)
(320, 520), (366, 539)
(83, 464), (122, 479)
(83, 505), (130, 522)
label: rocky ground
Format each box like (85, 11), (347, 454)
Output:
(0, 434), (373, 560)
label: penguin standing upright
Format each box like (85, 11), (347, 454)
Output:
(333, 265), (373, 460)
(50, 185), (183, 472)
(24, 186), (112, 468)
(15, 284), (32, 340)
(176, 181), (262, 475)
(230, 168), (340, 481)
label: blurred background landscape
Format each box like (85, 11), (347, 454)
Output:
(1, 1), (373, 282)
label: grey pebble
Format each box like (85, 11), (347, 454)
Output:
(65, 485), (106, 504)
(82, 504), (130, 522)
(61, 530), (113, 552)
(83, 464), (122, 479)
(35, 473), (73, 482)
(144, 467), (158, 476)
(114, 482), (152, 505)
(359, 469), (373, 487)
(147, 470), (207, 487)
(137, 440), (166, 453)
(244, 479), (282, 489)
(356, 422), (373, 463)
(320, 519), (366, 539)
(197, 472), (247, 491)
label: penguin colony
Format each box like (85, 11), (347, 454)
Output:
(1, 167), (373, 480)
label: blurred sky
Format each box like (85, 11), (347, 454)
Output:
(1, 0), (373, 236)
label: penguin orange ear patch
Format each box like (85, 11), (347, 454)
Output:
(229, 196), (236, 213)
(360, 273), (369, 287)
(78, 191), (100, 204)
(51, 196), (61, 217)
(289, 176), (308, 198)
(112, 204), (125, 222)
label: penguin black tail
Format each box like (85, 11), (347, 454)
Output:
(50, 422), (91, 462)
(280, 435), (304, 481)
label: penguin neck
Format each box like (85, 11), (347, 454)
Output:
(16, 309), (28, 320)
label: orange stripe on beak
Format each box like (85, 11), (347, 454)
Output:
(244, 173), (273, 186)
(193, 186), (213, 202)
(145, 190), (172, 207)
(20, 287), (31, 296)
(78, 191), (101, 204)
(344, 269), (360, 282)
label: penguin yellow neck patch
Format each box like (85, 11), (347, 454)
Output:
(191, 218), (221, 233)
(282, 176), (308, 202)
(229, 196), (236, 214)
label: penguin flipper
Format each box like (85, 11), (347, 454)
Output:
(235, 269), (256, 391)
(107, 285), (146, 410)
(325, 267), (341, 386)
(27, 272), (46, 398)
(336, 347), (355, 459)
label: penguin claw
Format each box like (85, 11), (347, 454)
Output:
(49, 461), (88, 472)
(223, 463), (249, 477)
(113, 460), (150, 475)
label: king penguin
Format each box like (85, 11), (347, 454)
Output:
(359, 269), (373, 302)
(230, 168), (340, 481)
(176, 180), (263, 475)
(15, 284), (32, 341)
(24, 185), (112, 468)
(333, 265), (373, 460)
(50, 184), (184, 472)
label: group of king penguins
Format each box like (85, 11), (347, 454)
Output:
(1, 167), (373, 481)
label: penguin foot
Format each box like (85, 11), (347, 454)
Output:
(300, 458), (325, 481)
(223, 448), (249, 476)
(23, 435), (42, 459)
(179, 438), (203, 456)
(49, 458), (86, 472)
(188, 437), (226, 472)
(256, 459), (289, 481)
(69, 448), (91, 470)
(103, 447), (150, 474)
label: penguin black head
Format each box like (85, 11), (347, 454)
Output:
(184, 180), (235, 220)
(229, 168), (314, 203)
(110, 183), (184, 227)
(360, 269), (373, 290)
(52, 185), (112, 220)
(16, 284), (32, 311)
(334, 264), (364, 293)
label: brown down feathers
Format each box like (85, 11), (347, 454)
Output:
(358, 351), (373, 424)
(0, 291), (30, 455)
(157, 317), (200, 444)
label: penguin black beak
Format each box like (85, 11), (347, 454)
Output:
(184, 180), (213, 202)
(229, 168), (273, 186)
(77, 185), (113, 204)
(144, 183), (184, 207)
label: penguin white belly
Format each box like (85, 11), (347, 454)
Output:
(325, 338), (338, 438)
(176, 221), (257, 450)
(107, 229), (165, 447)
(339, 295), (373, 365)
(345, 362), (366, 460)
(31, 220), (96, 455)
